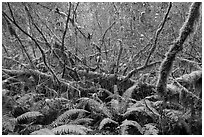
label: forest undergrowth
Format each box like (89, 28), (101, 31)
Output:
(2, 2), (202, 135)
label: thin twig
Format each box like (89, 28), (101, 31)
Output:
(61, 3), (72, 78)
(101, 21), (116, 45)
(6, 3), (35, 69)
(2, 44), (9, 56)
(124, 61), (161, 81)
(115, 40), (123, 75)
(4, 56), (30, 69)
(62, 2), (72, 50)
(3, 11), (60, 86)
(144, 2), (172, 66)
(24, 3), (51, 49)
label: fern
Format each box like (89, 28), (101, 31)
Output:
(119, 98), (132, 114)
(120, 119), (143, 135)
(105, 94), (123, 101)
(152, 100), (163, 109)
(164, 109), (191, 122)
(164, 109), (192, 134)
(19, 124), (43, 134)
(123, 99), (160, 121)
(76, 97), (93, 109)
(99, 118), (118, 130)
(52, 109), (89, 126)
(69, 118), (93, 125)
(54, 97), (69, 104)
(122, 84), (137, 99)
(16, 111), (43, 124)
(30, 128), (54, 135)
(77, 98), (112, 118)
(100, 103), (113, 118)
(123, 106), (145, 117)
(107, 99), (120, 115)
(97, 88), (113, 101)
(52, 124), (92, 135)
(142, 123), (159, 135)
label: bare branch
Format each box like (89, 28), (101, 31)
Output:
(3, 10), (61, 87)
(124, 61), (161, 80)
(115, 40), (123, 75)
(144, 2), (172, 66)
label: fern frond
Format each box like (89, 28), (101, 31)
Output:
(142, 123), (159, 135)
(119, 99), (132, 114)
(120, 119), (143, 135)
(123, 99), (160, 120)
(52, 109), (89, 126)
(52, 124), (92, 135)
(69, 118), (93, 125)
(164, 109), (188, 122)
(99, 118), (118, 130)
(122, 84), (137, 99)
(106, 94), (122, 101)
(122, 106), (145, 118)
(20, 124), (42, 134)
(30, 128), (54, 135)
(152, 100), (163, 109)
(16, 111), (43, 124)
(100, 103), (113, 118)
(86, 98), (101, 109)
(54, 97), (69, 104)
(77, 98), (112, 118)
(76, 97), (93, 109)
(107, 99), (120, 115)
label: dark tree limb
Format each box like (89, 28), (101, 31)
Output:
(145, 2), (172, 66)
(6, 3), (35, 69)
(125, 3), (172, 80)
(61, 2), (71, 50)
(23, 3), (51, 49)
(100, 21), (116, 56)
(61, 3), (72, 78)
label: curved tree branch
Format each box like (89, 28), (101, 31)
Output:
(156, 2), (201, 98)
(145, 2), (172, 66)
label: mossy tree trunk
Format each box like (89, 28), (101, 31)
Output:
(156, 2), (201, 99)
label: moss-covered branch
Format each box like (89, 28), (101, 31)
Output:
(156, 2), (201, 98)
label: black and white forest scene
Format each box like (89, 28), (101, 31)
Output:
(2, 2), (202, 135)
